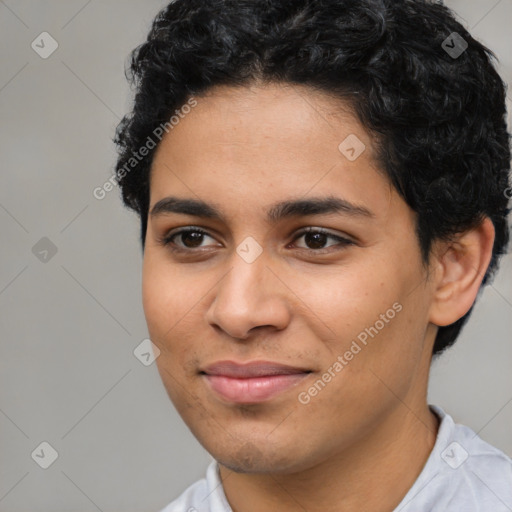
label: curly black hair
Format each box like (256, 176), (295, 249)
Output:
(113, 0), (511, 355)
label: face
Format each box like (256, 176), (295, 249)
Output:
(142, 83), (437, 474)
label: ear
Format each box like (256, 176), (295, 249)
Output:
(428, 217), (495, 327)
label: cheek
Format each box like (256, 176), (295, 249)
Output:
(292, 262), (403, 345)
(142, 261), (201, 406)
(142, 257), (207, 369)
(142, 261), (183, 374)
(299, 252), (428, 383)
(142, 262), (168, 337)
(142, 255), (193, 333)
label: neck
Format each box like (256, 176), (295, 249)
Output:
(219, 401), (439, 512)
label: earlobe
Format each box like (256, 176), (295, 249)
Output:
(428, 217), (495, 327)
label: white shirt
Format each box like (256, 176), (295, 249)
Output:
(159, 405), (512, 511)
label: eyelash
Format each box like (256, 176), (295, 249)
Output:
(158, 226), (355, 254)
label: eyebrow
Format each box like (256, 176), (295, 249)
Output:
(150, 195), (374, 223)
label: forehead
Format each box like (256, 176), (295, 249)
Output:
(149, 83), (393, 219)
(155, 82), (371, 154)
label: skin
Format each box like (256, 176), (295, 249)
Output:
(142, 82), (495, 512)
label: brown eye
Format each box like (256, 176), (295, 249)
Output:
(160, 227), (216, 250)
(303, 231), (329, 249)
(178, 230), (206, 248)
(292, 228), (354, 252)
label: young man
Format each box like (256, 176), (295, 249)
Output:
(114, 0), (512, 510)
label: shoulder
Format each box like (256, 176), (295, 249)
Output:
(439, 405), (512, 474)
(395, 405), (512, 512)
(447, 411), (512, 493)
(158, 460), (231, 512)
(158, 477), (206, 512)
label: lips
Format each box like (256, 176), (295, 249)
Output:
(200, 360), (311, 403)
(202, 360), (311, 378)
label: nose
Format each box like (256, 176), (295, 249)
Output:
(205, 251), (292, 341)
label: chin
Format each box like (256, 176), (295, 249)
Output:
(215, 450), (295, 474)
(203, 435), (314, 475)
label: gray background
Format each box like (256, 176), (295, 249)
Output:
(0, 1), (511, 511)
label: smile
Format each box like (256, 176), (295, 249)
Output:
(200, 360), (312, 403)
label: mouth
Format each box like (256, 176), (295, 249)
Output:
(200, 360), (312, 404)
